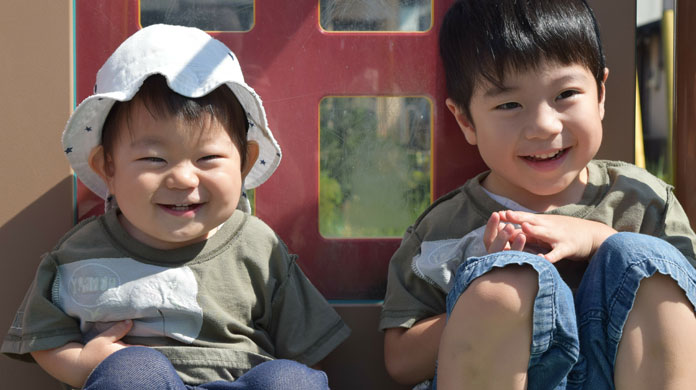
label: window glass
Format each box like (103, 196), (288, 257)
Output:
(140, 0), (254, 32)
(320, 0), (432, 32)
(319, 97), (431, 237)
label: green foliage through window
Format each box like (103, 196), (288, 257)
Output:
(319, 97), (431, 237)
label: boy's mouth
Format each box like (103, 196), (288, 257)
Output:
(522, 148), (568, 162)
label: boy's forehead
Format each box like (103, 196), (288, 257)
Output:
(473, 60), (595, 96)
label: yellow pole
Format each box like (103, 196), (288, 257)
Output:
(662, 1), (674, 183)
(635, 71), (646, 169)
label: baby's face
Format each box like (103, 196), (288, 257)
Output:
(454, 60), (606, 210)
(104, 101), (245, 249)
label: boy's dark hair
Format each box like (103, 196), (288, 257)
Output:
(101, 75), (249, 174)
(440, 0), (606, 121)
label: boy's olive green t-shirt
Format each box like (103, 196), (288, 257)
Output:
(380, 160), (696, 331)
(2, 209), (350, 384)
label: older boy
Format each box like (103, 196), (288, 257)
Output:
(2, 25), (349, 390)
(380, 1), (696, 389)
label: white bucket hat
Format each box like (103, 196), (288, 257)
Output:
(62, 24), (281, 201)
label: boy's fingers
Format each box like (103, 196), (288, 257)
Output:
(99, 320), (133, 342)
(543, 244), (571, 263)
(511, 233), (526, 251)
(483, 213), (501, 248)
(503, 210), (534, 224)
(488, 223), (519, 253)
(520, 222), (554, 242)
(488, 226), (510, 253)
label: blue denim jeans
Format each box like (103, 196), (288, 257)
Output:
(83, 346), (329, 390)
(440, 232), (696, 390)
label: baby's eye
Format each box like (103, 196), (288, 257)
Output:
(199, 155), (222, 162)
(495, 102), (521, 110)
(557, 90), (580, 100)
(138, 157), (165, 163)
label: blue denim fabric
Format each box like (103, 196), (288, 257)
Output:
(437, 233), (696, 390)
(575, 232), (696, 389)
(83, 346), (330, 390)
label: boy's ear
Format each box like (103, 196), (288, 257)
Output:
(598, 67), (609, 120)
(446, 98), (477, 145)
(241, 140), (260, 179)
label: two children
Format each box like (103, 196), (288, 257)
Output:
(1, 24), (349, 389)
(381, 0), (696, 389)
(4, 1), (696, 389)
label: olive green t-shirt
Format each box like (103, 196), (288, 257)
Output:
(380, 160), (696, 331)
(3, 209), (350, 384)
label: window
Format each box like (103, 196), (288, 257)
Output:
(140, 0), (254, 32)
(319, 96), (431, 237)
(320, 0), (432, 32)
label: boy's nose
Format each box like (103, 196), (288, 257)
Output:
(165, 163), (200, 189)
(525, 105), (563, 139)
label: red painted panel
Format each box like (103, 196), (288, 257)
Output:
(75, 0), (486, 299)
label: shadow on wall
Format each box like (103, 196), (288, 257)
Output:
(0, 176), (74, 389)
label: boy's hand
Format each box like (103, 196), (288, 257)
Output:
(483, 211), (526, 253)
(79, 319), (134, 367)
(500, 210), (617, 263)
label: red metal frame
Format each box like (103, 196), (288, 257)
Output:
(75, 0), (486, 299)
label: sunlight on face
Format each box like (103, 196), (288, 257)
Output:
(104, 101), (246, 249)
(460, 61), (606, 211)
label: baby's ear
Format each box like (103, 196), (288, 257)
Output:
(88, 145), (112, 182)
(241, 140), (260, 179)
(446, 98), (477, 145)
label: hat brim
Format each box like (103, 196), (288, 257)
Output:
(62, 77), (281, 200)
(62, 24), (281, 200)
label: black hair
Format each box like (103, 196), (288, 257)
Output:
(101, 74), (249, 174)
(439, 0), (606, 121)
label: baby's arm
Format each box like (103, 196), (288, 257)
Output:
(31, 320), (133, 388)
(498, 210), (617, 262)
(384, 313), (446, 385)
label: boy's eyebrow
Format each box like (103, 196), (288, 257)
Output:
(482, 72), (591, 98)
(483, 84), (517, 98)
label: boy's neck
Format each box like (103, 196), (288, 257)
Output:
(481, 166), (589, 212)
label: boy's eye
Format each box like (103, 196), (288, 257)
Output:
(557, 90), (579, 100)
(495, 102), (521, 110)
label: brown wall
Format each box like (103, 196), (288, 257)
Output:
(0, 2), (73, 388)
(675, 0), (696, 229)
(589, 0), (637, 162)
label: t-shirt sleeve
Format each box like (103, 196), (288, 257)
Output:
(268, 248), (350, 367)
(1, 254), (81, 360)
(656, 189), (696, 267)
(379, 226), (446, 331)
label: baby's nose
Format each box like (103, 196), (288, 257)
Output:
(166, 163), (200, 189)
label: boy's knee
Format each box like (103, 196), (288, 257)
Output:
(242, 360), (328, 390)
(594, 232), (689, 274)
(458, 265), (539, 321)
(599, 232), (677, 258)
